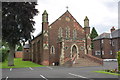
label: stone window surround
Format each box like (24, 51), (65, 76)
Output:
(51, 45), (55, 54)
(73, 29), (77, 39)
(65, 26), (70, 39)
(58, 27), (63, 38)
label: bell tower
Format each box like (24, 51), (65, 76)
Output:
(84, 16), (91, 55)
(84, 16), (90, 34)
(42, 10), (50, 65)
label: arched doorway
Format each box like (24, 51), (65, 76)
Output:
(72, 45), (77, 57)
(71, 44), (79, 59)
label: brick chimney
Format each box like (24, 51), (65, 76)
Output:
(110, 26), (115, 32)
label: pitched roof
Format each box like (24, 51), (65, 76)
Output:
(93, 33), (110, 40)
(34, 10), (83, 39)
(111, 29), (120, 38)
(49, 10), (83, 28)
(94, 28), (120, 40)
(24, 44), (30, 48)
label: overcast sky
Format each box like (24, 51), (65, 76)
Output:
(33, 0), (119, 36)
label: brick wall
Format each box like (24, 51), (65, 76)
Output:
(15, 51), (23, 58)
(93, 38), (117, 59)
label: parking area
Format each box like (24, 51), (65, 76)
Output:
(1, 62), (119, 80)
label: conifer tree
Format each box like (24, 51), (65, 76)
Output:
(90, 27), (98, 49)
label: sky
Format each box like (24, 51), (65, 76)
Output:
(33, 0), (119, 37)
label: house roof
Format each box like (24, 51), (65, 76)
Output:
(93, 33), (110, 40)
(23, 44), (30, 48)
(111, 29), (120, 38)
(94, 28), (120, 40)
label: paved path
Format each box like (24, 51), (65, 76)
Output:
(1, 62), (120, 80)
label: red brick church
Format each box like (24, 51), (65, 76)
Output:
(23, 10), (103, 67)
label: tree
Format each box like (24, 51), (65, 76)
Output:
(2, 2), (38, 66)
(90, 27), (98, 49)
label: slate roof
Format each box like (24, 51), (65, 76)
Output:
(94, 29), (120, 40)
(93, 33), (110, 40)
(111, 29), (120, 38)
(23, 44), (30, 48)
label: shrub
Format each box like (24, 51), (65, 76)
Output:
(105, 69), (110, 72)
(0, 48), (9, 62)
(117, 51), (120, 72)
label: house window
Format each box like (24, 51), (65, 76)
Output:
(66, 27), (70, 39)
(101, 39), (104, 43)
(95, 51), (101, 55)
(110, 50), (113, 55)
(51, 45), (55, 54)
(102, 51), (104, 55)
(73, 29), (77, 39)
(109, 40), (112, 44)
(112, 40), (115, 46)
(58, 27), (63, 38)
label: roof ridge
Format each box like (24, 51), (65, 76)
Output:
(49, 10), (83, 28)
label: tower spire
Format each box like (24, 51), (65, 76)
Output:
(84, 16), (89, 27)
(42, 10), (48, 23)
(84, 16), (89, 21)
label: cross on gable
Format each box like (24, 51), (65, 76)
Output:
(66, 6), (69, 10)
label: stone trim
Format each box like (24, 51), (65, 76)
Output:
(70, 44), (79, 59)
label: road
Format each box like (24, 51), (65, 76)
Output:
(1, 62), (120, 80)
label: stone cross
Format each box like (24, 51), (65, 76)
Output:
(66, 6), (69, 10)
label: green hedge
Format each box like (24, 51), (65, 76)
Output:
(117, 51), (120, 72)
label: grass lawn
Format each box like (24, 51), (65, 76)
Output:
(94, 71), (120, 76)
(0, 58), (45, 68)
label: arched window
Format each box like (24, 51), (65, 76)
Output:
(73, 29), (77, 39)
(58, 27), (63, 38)
(66, 27), (70, 39)
(51, 45), (55, 54)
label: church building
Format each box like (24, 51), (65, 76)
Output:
(23, 10), (103, 67)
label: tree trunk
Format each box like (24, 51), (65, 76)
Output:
(8, 44), (15, 66)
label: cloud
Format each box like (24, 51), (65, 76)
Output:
(33, 0), (118, 36)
